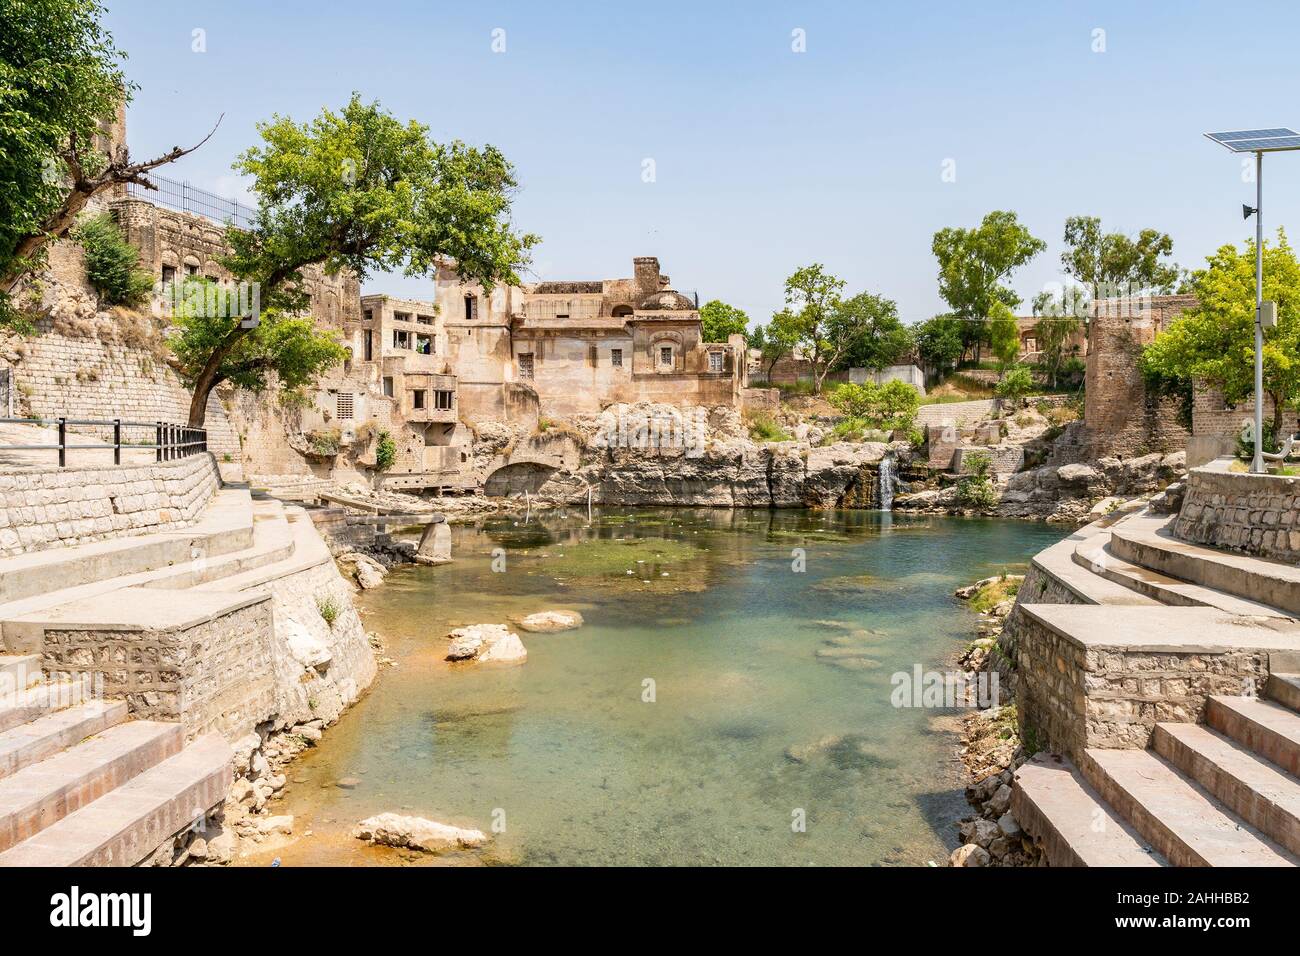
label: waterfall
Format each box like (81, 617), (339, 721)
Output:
(878, 455), (896, 511)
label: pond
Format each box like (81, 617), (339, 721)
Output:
(248, 508), (1065, 867)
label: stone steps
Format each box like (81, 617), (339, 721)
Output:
(1109, 512), (1300, 616)
(1153, 722), (1300, 857)
(0, 495), (292, 653)
(0, 720), (182, 854)
(1028, 523), (1162, 607)
(0, 487), (253, 608)
(0, 678), (92, 734)
(0, 654), (40, 695)
(1207, 695), (1300, 777)
(1080, 747), (1297, 866)
(194, 504), (329, 593)
(1073, 532), (1291, 618)
(0, 733), (231, 867)
(0, 700), (128, 780)
(1266, 673), (1300, 711)
(1011, 752), (1167, 866)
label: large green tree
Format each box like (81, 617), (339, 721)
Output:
(838, 294), (912, 372)
(783, 263), (846, 393)
(748, 308), (800, 383)
(988, 299), (1021, 368)
(1061, 215), (1180, 300)
(913, 314), (964, 380)
(698, 299), (749, 342)
(1030, 288), (1083, 388)
(185, 94), (538, 425)
(931, 210), (1045, 363)
(0, 0), (215, 318)
(1142, 229), (1300, 439)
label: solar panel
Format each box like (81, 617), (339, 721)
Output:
(1206, 128), (1300, 152)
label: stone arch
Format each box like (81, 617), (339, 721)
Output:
(611, 304), (633, 318)
(483, 461), (557, 497)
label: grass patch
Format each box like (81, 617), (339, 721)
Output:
(317, 594), (341, 627)
(745, 410), (792, 442)
(969, 575), (1022, 613)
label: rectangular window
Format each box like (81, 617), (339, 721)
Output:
(519, 353), (535, 380)
(364, 330), (373, 361)
(416, 334), (433, 355)
(184, 263), (199, 277)
(434, 390), (454, 410)
(394, 311), (411, 323)
(382, 377), (394, 398)
(610, 348), (623, 367)
(336, 392), (354, 420)
(709, 352), (724, 373)
(418, 315), (434, 325)
(660, 346), (673, 367)
(412, 389), (427, 410)
(363, 309), (373, 323)
(465, 296), (478, 321)
(393, 329), (410, 349)
(161, 265), (177, 286)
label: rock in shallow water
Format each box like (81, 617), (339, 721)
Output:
(354, 812), (488, 853)
(446, 623), (527, 664)
(516, 610), (584, 632)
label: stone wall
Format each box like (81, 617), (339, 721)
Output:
(952, 444), (1024, 476)
(1189, 385), (1300, 466)
(0, 452), (220, 557)
(1013, 608), (1269, 756)
(41, 597), (278, 741)
(1081, 295), (1196, 457)
(1173, 461), (1300, 562)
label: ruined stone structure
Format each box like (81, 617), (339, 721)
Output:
(434, 256), (749, 418)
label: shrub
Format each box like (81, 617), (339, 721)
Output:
(317, 594), (340, 627)
(745, 410), (792, 442)
(994, 365), (1035, 401)
(306, 428), (342, 456)
(955, 451), (997, 510)
(1237, 420), (1281, 461)
(828, 380), (920, 434)
(73, 213), (154, 306)
(375, 429), (397, 471)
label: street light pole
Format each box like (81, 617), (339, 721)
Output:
(1254, 149), (1265, 474)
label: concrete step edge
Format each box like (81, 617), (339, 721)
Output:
(1208, 695), (1300, 777)
(0, 700), (129, 781)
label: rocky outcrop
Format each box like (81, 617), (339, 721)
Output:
(516, 610), (584, 632)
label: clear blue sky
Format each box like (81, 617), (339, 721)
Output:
(105, 0), (1300, 325)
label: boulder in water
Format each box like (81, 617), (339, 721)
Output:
(516, 610), (584, 632)
(354, 813), (487, 853)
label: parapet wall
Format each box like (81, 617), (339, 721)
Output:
(0, 452), (220, 557)
(1173, 459), (1300, 563)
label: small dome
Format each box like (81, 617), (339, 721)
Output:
(638, 289), (695, 311)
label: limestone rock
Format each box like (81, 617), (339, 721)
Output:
(950, 843), (990, 867)
(354, 812), (488, 853)
(517, 610), (584, 632)
(284, 620), (333, 671)
(258, 815), (294, 835)
(1056, 463), (1098, 484)
(356, 562), (385, 590)
(997, 811), (1023, 839)
(988, 783), (1013, 816)
(446, 623), (526, 664)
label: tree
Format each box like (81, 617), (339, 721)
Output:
(913, 314), (964, 381)
(749, 308), (800, 383)
(1061, 215), (1179, 299)
(994, 365), (1035, 402)
(699, 299), (749, 343)
(1030, 289), (1082, 388)
(782, 263), (846, 393)
(0, 0), (217, 319)
(988, 300), (1021, 368)
(185, 93), (538, 425)
(838, 294), (913, 372)
(167, 278), (347, 412)
(932, 210), (1045, 363)
(1141, 229), (1300, 440)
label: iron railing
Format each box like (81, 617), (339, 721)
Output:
(0, 418), (207, 467)
(126, 174), (256, 230)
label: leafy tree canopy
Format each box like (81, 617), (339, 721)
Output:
(1142, 229), (1300, 437)
(913, 314), (965, 379)
(988, 299), (1021, 367)
(698, 299), (749, 343)
(932, 210), (1044, 359)
(1061, 215), (1180, 297)
(837, 292), (912, 372)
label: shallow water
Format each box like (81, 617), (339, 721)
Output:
(252, 508), (1065, 867)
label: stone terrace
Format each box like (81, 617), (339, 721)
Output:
(1005, 460), (1300, 866)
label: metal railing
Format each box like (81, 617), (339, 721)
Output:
(126, 174), (256, 230)
(0, 418), (207, 467)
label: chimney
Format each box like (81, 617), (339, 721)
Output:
(633, 256), (661, 294)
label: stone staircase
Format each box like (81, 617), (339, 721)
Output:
(1010, 505), (1300, 867)
(0, 483), (339, 866)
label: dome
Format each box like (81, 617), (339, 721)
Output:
(638, 289), (695, 311)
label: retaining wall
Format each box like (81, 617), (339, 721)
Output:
(1173, 459), (1300, 564)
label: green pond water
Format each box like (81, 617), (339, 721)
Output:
(258, 508), (1065, 867)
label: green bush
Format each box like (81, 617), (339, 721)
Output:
(316, 594), (340, 627)
(955, 451), (998, 510)
(745, 411), (792, 442)
(994, 365), (1035, 401)
(73, 213), (154, 306)
(828, 380), (920, 434)
(375, 429), (397, 471)
(1237, 420), (1281, 461)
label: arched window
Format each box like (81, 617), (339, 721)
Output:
(611, 304), (633, 318)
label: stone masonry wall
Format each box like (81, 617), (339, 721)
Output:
(41, 598), (278, 741)
(1174, 463), (1300, 563)
(1014, 611), (1269, 756)
(0, 452), (220, 557)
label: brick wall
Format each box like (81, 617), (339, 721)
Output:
(0, 452), (220, 556)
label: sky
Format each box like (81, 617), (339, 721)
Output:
(103, 0), (1300, 327)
